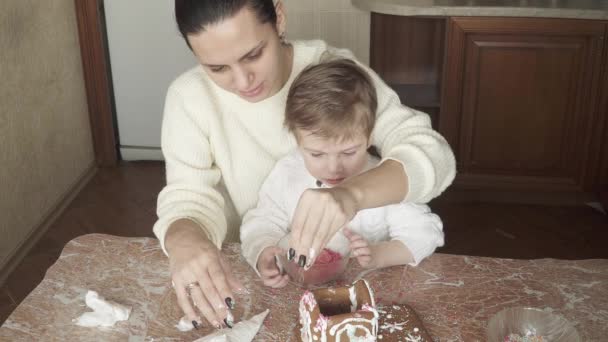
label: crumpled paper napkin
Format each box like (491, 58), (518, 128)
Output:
(192, 309), (269, 342)
(73, 290), (131, 327)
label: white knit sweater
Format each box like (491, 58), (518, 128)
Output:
(153, 40), (455, 252)
(240, 150), (445, 271)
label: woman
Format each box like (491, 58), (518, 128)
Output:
(156, 0), (455, 330)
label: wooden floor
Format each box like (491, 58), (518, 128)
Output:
(1, 162), (607, 324)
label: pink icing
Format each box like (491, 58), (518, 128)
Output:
(288, 248), (347, 285)
(315, 248), (343, 265)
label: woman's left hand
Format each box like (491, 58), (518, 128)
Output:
(288, 186), (359, 267)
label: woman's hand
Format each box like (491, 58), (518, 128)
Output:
(343, 228), (375, 268)
(165, 219), (243, 329)
(256, 246), (289, 288)
(289, 186), (360, 268)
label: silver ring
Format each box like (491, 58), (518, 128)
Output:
(186, 282), (199, 289)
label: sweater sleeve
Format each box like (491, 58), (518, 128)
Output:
(240, 161), (291, 275)
(371, 72), (456, 203)
(153, 83), (227, 254)
(385, 203), (444, 266)
(325, 45), (456, 203)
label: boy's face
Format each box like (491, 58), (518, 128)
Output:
(297, 130), (370, 186)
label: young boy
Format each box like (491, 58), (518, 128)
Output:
(240, 59), (444, 288)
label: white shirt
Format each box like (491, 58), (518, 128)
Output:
(240, 150), (445, 271)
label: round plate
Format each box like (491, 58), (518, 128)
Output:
(487, 307), (581, 342)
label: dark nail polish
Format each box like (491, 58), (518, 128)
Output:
(192, 320), (200, 330)
(225, 297), (235, 310)
(298, 255), (307, 268)
(224, 318), (234, 328)
(288, 248), (296, 261)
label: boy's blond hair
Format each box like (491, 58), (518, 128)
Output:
(285, 58), (377, 141)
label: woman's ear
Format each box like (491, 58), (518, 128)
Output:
(274, 0), (287, 37)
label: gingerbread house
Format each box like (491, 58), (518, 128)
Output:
(298, 279), (379, 342)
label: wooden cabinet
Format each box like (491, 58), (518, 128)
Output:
(442, 17), (606, 194)
(370, 16), (445, 128)
(371, 14), (608, 202)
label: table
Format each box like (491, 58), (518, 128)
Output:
(1, 234), (607, 341)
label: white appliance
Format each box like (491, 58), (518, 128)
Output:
(104, 0), (196, 160)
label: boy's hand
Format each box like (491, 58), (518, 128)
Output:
(289, 187), (359, 267)
(256, 246), (290, 288)
(343, 228), (375, 269)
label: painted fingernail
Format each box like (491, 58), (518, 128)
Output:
(192, 320), (200, 330)
(225, 297), (235, 310)
(225, 311), (234, 328)
(288, 248), (296, 261)
(298, 255), (307, 268)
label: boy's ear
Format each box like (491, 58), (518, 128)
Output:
(275, 1), (287, 37)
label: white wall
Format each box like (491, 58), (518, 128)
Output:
(283, 0), (370, 64)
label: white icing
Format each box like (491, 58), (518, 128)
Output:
(349, 285), (358, 313)
(299, 292), (315, 342)
(330, 317), (376, 342)
(361, 279), (376, 307)
(380, 321), (407, 333)
(405, 333), (423, 342)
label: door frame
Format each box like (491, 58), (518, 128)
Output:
(74, 0), (118, 167)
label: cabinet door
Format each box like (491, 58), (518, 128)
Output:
(441, 17), (606, 193)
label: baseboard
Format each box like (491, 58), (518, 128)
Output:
(0, 162), (98, 286)
(120, 146), (163, 161)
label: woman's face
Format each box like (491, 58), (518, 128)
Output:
(187, 3), (291, 103)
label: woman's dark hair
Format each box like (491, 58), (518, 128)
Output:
(175, 0), (277, 49)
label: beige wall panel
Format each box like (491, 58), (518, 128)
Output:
(283, 0), (371, 64)
(0, 0), (95, 267)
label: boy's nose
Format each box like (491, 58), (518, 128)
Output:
(328, 158), (343, 173)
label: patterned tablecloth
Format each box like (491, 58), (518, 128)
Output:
(1, 233), (607, 341)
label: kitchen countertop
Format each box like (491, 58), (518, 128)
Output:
(1, 233), (607, 341)
(352, 0), (608, 19)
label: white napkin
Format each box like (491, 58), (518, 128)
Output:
(73, 290), (131, 327)
(192, 309), (269, 342)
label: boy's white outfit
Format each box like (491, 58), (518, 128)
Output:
(240, 150), (445, 272)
